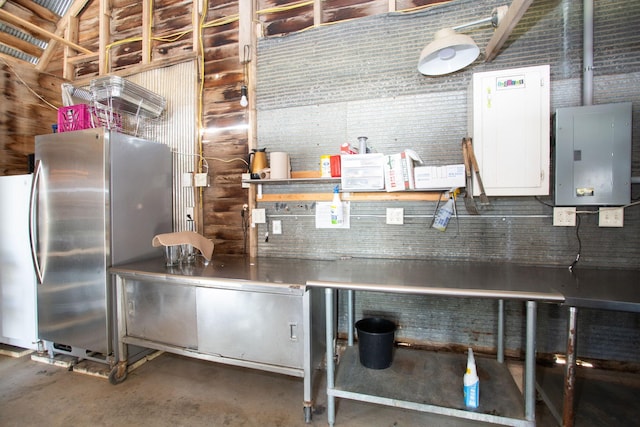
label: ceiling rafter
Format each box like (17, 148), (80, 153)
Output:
(0, 7), (91, 54)
(11, 0), (59, 23)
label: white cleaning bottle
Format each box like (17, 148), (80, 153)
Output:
(330, 185), (343, 225)
(463, 347), (479, 408)
(432, 197), (454, 231)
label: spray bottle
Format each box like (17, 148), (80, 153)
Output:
(463, 347), (479, 408)
(432, 197), (454, 231)
(330, 185), (344, 225)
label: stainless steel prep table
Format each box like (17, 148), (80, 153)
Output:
(110, 255), (334, 422)
(307, 260), (568, 427)
(549, 267), (640, 427)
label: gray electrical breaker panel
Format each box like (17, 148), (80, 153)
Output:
(554, 102), (632, 206)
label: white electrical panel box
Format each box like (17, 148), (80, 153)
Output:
(471, 65), (550, 196)
(554, 102), (632, 206)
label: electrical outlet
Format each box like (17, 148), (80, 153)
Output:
(553, 207), (576, 226)
(194, 173), (209, 187)
(386, 208), (404, 225)
(252, 208), (266, 224)
(599, 207), (624, 227)
(272, 220), (282, 234)
(241, 173), (251, 189)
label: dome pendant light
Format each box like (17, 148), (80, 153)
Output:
(418, 6), (508, 76)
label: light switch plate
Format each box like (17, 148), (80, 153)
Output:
(553, 207), (576, 226)
(252, 208), (266, 224)
(272, 220), (282, 234)
(386, 208), (404, 225)
(599, 207), (624, 227)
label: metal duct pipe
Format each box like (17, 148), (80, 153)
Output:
(583, 0), (594, 105)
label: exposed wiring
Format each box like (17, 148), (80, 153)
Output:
(534, 196), (554, 208)
(241, 204), (250, 254)
(172, 149), (210, 173)
(204, 156), (249, 167)
(0, 57), (58, 110)
(395, 1), (453, 14)
(568, 214), (582, 272)
(256, 1), (313, 15)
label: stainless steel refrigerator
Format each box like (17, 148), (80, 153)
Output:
(0, 174), (38, 351)
(31, 128), (172, 360)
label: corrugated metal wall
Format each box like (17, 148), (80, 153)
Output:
(127, 60), (199, 232)
(255, 0), (640, 361)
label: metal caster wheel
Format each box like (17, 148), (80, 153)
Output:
(108, 362), (128, 385)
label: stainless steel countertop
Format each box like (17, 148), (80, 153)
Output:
(111, 256), (640, 310)
(111, 255), (579, 302)
(552, 266), (640, 312)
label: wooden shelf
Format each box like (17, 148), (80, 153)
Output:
(246, 170), (448, 202)
(256, 192), (444, 202)
(243, 177), (339, 185)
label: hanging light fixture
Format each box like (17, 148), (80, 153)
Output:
(240, 44), (250, 107)
(240, 85), (248, 107)
(418, 6), (508, 76)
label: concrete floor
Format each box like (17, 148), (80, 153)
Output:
(0, 347), (635, 427)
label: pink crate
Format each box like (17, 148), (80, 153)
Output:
(57, 104), (94, 132)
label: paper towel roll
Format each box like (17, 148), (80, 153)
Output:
(270, 152), (290, 179)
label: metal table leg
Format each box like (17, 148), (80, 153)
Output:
(562, 306), (578, 427)
(109, 275), (128, 385)
(524, 301), (537, 422)
(347, 289), (354, 346)
(325, 288), (336, 427)
(498, 299), (504, 364)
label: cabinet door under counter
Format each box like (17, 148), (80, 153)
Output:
(110, 256), (327, 423)
(196, 287), (305, 369)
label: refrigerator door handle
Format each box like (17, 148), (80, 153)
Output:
(29, 160), (44, 284)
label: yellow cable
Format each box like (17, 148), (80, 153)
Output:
(256, 1), (314, 14)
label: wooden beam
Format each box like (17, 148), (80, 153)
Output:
(36, 0), (92, 72)
(142, 0), (152, 64)
(11, 0), (59, 23)
(238, 0), (254, 61)
(0, 29), (43, 57)
(99, 0), (110, 74)
(0, 1), (56, 34)
(192, 0), (201, 54)
(63, 15), (79, 80)
(67, 0), (92, 17)
(484, 0), (534, 62)
(0, 8), (92, 54)
(314, 0), (321, 27)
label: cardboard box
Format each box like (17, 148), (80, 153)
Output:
(340, 154), (385, 190)
(384, 152), (415, 191)
(414, 164), (465, 190)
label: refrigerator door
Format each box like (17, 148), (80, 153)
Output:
(109, 131), (173, 265)
(0, 174), (38, 349)
(33, 129), (172, 357)
(34, 129), (110, 354)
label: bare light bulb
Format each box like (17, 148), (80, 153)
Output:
(240, 85), (248, 107)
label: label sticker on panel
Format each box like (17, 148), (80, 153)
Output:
(496, 75), (526, 90)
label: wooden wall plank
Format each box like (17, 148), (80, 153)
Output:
(0, 57), (63, 175)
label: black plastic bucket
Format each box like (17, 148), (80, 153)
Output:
(355, 317), (396, 369)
